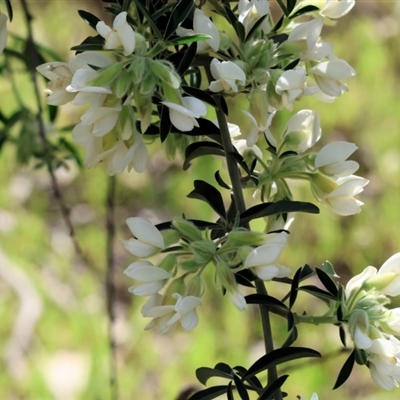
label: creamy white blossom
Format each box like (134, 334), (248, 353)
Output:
(176, 9), (220, 52)
(320, 0), (355, 19)
(229, 288), (248, 311)
(283, 110), (321, 153)
(315, 141), (359, 177)
(242, 110), (276, 147)
(0, 11), (8, 55)
(142, 293), (202, 334)
(287, 18), (324, 55)
(244, 232), (290, 280)
(122, 217), (165, 257)
(299, 393), (318, 400)
(162, 97), (207, 132)
(238, 0), (271, 34)
(96, 11), (135, 56)
(310, 59), (356, 97)
(124, 260), (172, 296)
(80, 103), (121, 137)
(209, 58), (246, 93)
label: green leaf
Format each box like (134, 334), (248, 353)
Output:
(320, 260), (339, 278)
(176, 42), (197, 76)
(47, 105), (58, 123)
(234, 21), (246, 43)
(245, 294), (288, 312)
(164, 0), (194, 40)
(196, 367), (232, 386)
(5, 0), (13, 21)
(159, 104), (171, 142)
(152, 2), (175, 20)
(234, 366), (262, 390)
(240, 201), (319, 224)
(227, 382), (234, 400)
(271, 15), (284, 33)
(339, 324), (347, 347)
(290, 5), (320, 19)
(233, 374), (249, 400)
(188, 385), (229, 400)
(183, 142), (225, 170)
(167, 34), (211, 46)
(132, 0), (163, 39)
(182, 86), (218, 108)
(287, 0), (297, 14)
(289, 267), (302, 309)
(77, 10), (101, 31)
(187, 180), (227, 220)
(315, 267), (338, 297)
(235, 269), (256, 288)
(214, 171), (231, 190)
(258, 375), (288, 400)
(71, 37), (104, 53)
(244, 347), (321, 379)
(333, 350), (355, 390)
(298, 285), (338, 302)
(282, 326), (298, 348)
(245, 14), (269, 42)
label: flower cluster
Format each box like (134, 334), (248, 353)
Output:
(122, 216), (290, 333)
(344, 254), (400, 389)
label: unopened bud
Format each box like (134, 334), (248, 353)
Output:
(158, 254), (177, 275)
(185, 275), (204, 297)
(151, 61), (180, 89)
(172, 219), (202, 242)
(90, 63), (122, 87)
(228, 229), (268, 246)
(189, 239), (216, 264)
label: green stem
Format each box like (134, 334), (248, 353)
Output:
(294, 313), (338, 325)
(214, 96), (282, 400)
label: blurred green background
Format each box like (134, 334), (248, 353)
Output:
(1, 1), (400, 399)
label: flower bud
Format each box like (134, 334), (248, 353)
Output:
(113, 68), (132, 98)
(172, 219), (202, 242)
(90, 62), (122, 88)
(185, 275), (204, 297)
(158, 254), (177, 275)
(228, 229), (269, 246)
(189, 239), (216, 264)
(163, 277), (186, 302)
(150, 61), (180, 89)
(218, 31), (232, 51)
(161, 229), (180, 247)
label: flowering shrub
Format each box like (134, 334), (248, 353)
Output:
(2, 0), (400, 398)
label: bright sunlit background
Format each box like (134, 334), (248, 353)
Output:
(1, 1), (400, 399)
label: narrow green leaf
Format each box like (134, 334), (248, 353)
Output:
(159, 104), (171, 142)
(164, 0), (194, 40)
(244, 347), (321, 379)
(176, 42), (197, 76)
(167, 34), (211, 47)
(188, 385), (229, 400)
(183, 142), (225, 170)
(235, 270), (256, 288)
(298, 285), (338, 302)
(290, 5), (320, 19)
(187, 180), (227, 220)
(333, 350), (355, 390)
(227, 382), (234, 400)
(258, 375), (288, 400)
(315, 267), (339, 297)
(240, 201), (319, 224)
(233, 374), (249, 400)
(234, 21), (246, 43)
(196, 367), (232, 386)
(282, 326), (298, 348)
(214, 171), (231, 190)
(339, 325), (346, 347)
(5, 0), (13, 21)
(132, 0), (163, 39)
(182, 86), (218, 108)
(152, 2), (175, 20)
(245, 294), (288, 312)
(287, 0), (297, 14)
(289, 267), (302, 309)
(78, 10), (101, 31)
(245, 14), (268, 42)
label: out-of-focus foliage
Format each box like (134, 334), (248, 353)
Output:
(1, 1), (400, 399)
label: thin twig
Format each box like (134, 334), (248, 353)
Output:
(19, 0), (88, 264)
(105, 175), (118, 400)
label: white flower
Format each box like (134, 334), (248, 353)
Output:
(162, 97), (207, 132)
(66, 68), (113, 96)
(315, 141), (359, 177)
(310, 59), (356, 97)
(368, 336), (400, 390)
(142, 293), (202, 334)
(209, 58), (246, 93)
(242, 110), (276, 147)
(96, 12), (135, 56)
(37, 52), (112, 105)
(287, 18), (324, 55)
(0, 11), (8, 54)
(345, 266), (377, 299)
(299, 393), (318, 400)
(124, 260), (171, 296)
(176, 9), (220, 53)
(238, 0), (271, 34)
(283, 110), (321, 153)
(234, 139), (263, 160)
(320, 0), (355, 19)
(373, 253), (400, 297)
(276, 67), (318, 110)
(80, 103), (121, 137)
(122, 217), (165, 257)
(311, 173), (369, 216)
(229, 289), (247, 311)
(244, 232), (290, 280)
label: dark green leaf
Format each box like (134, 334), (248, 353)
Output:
(289, 267), (302, 309)
(164, 0), (194, 40)
(184, 142), (225, 170)
(132, 0), (163, 39)
(215, 362), (233, 374)
(219, 95), (229, 116)
(47, 105), (58, 123)
(271, 15), (284, 33)
(284, 58), (300, 71)
(234, 367), (262, 390)
(298, 285), (338, 302)
(315, 267), (338, 297)
(188, 385), (229, 400)
(339, 325), (346, 347)
(171, 118), (221, 142)
(233, 374), (249, 400)
(235, 270), (256, 288)
(320, 260), (339, 278)
(156, 219), (222, 232)
(244, 347), (321, 379)
(168, 34), (211, 46)
(290, 5), (320, 19)
(227, 382), (234, 400)
(5, 0), (13, 21)
(196, 367), (232, 385)
(287, 311), (294, 331)
(187, 180), (227, 219)
(152, 2), (175, 20)
(78, 10), (101, 31)
(59, 138), (83, 168)
(245, 294), (288, 312)
(215, 171), (231, 190)
(355, 348), (368, 365)
(287, 0), (297, 14)
(245, 14), (269, 42)
(159, 104), (171, 142)
(240, 201), (319, 224)
(71, 36), (105, 53)
(223, 5), (238, 29)
(234, 21), (246, 43)
(300, 264), (314, 280)
(258, 375), (288, 400)
(333, 350), (355, 390)
(182, 86), (218, 108)
(282, 326), (298, 348)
